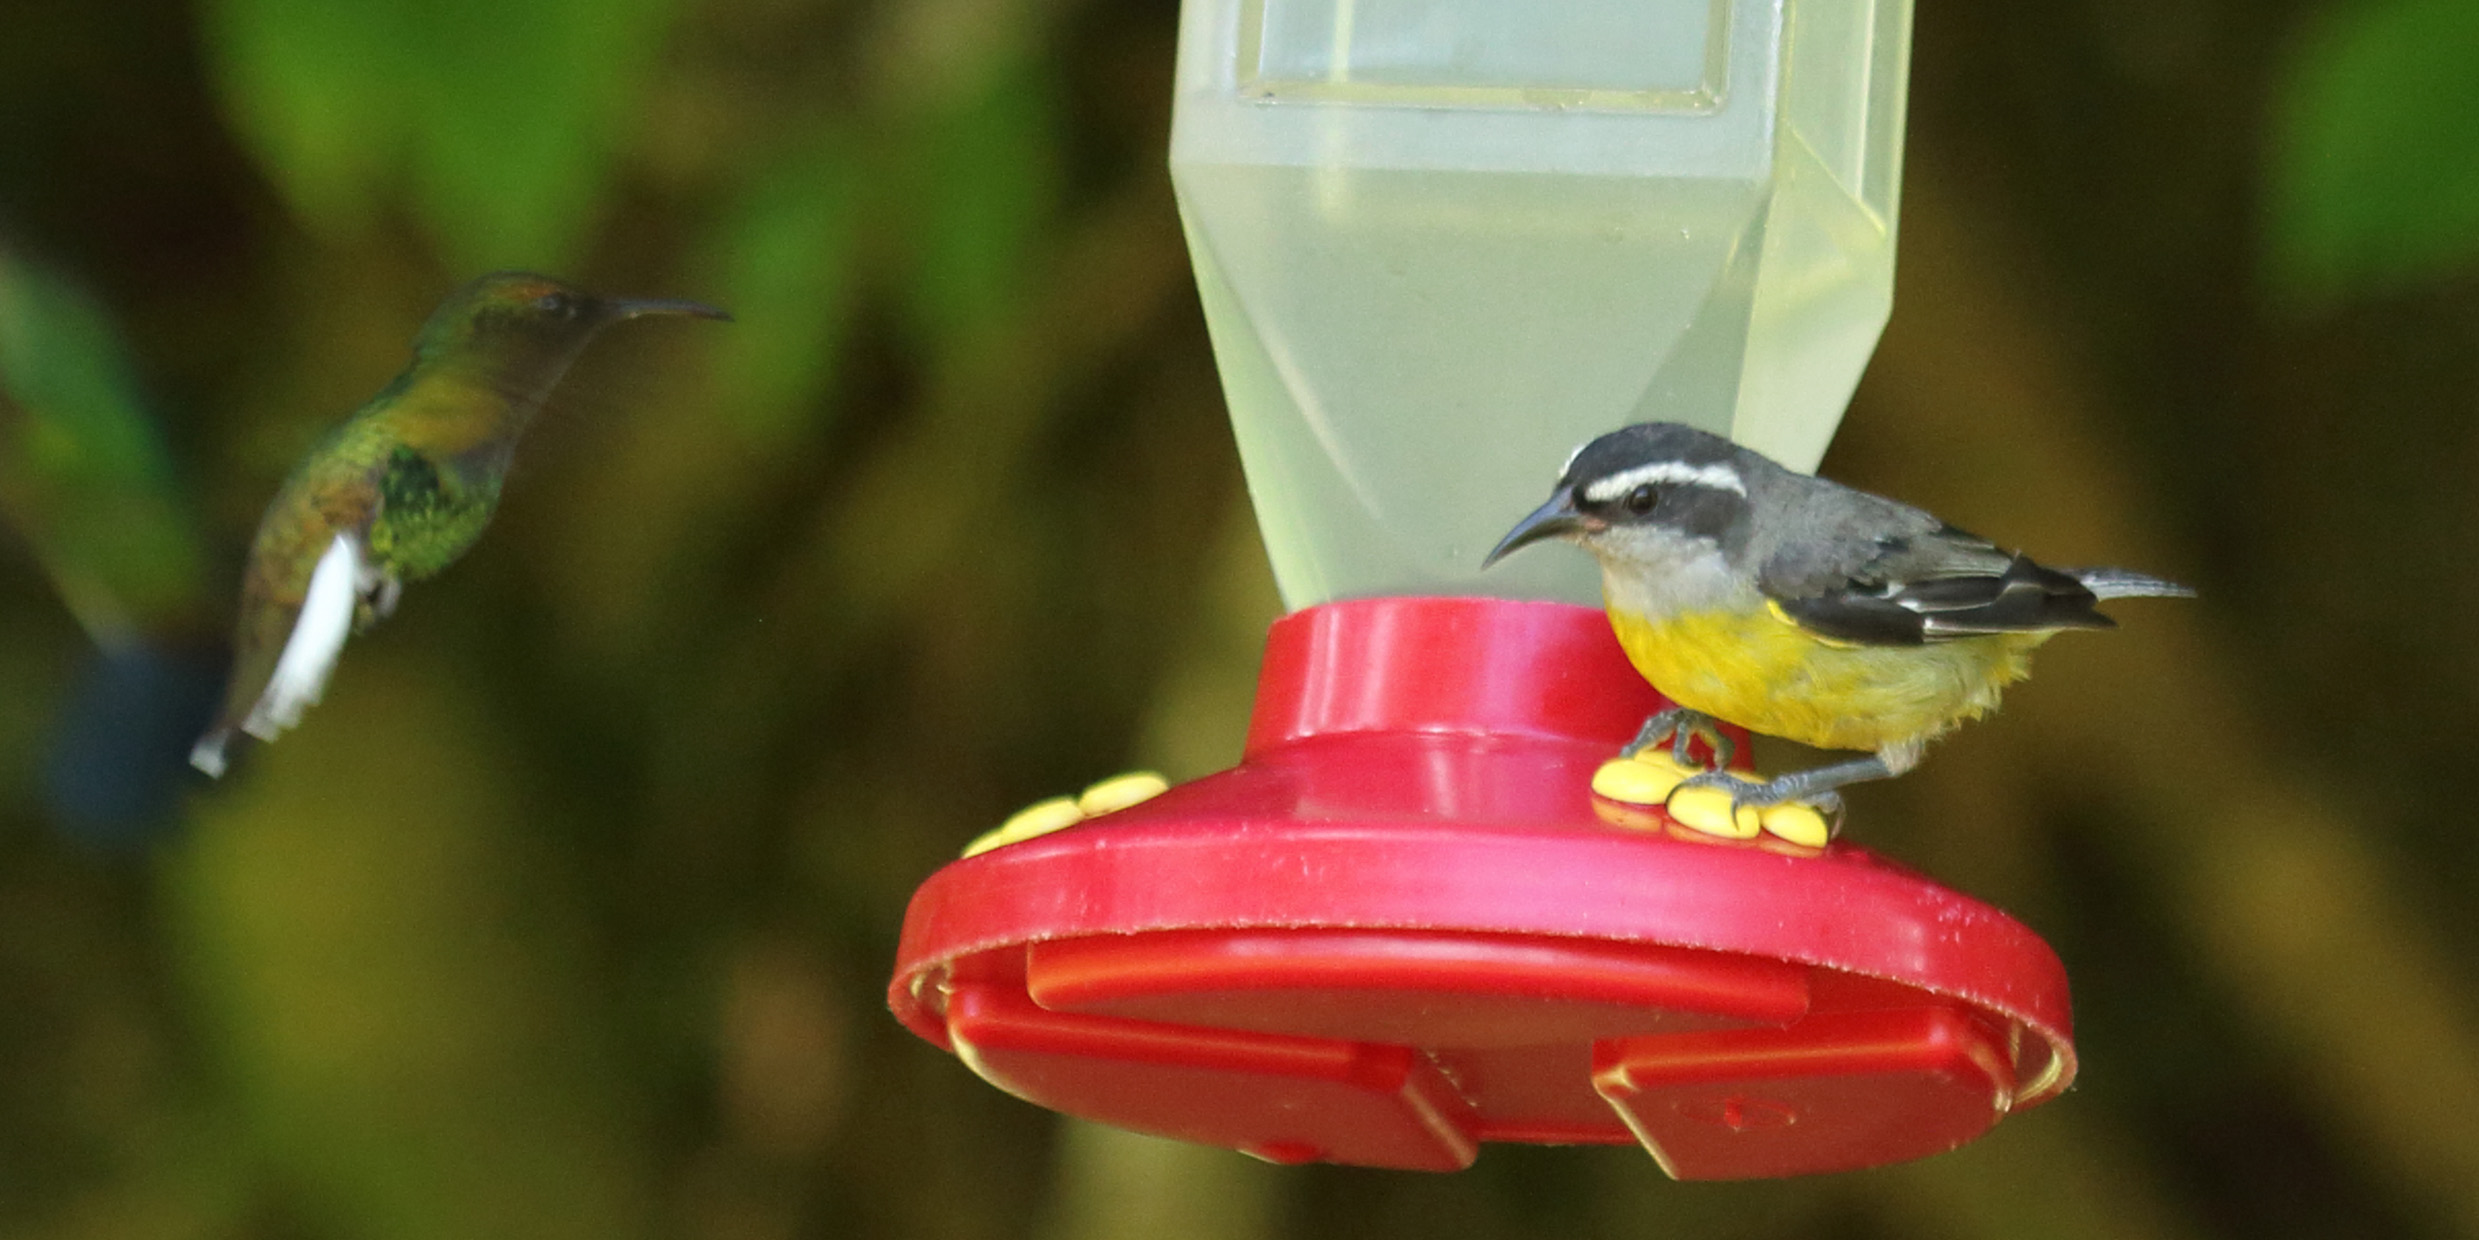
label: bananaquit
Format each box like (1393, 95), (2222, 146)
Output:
(1486, 421), (2191, 828)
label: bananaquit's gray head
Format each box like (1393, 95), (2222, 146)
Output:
(1484, 423), (1764, 569)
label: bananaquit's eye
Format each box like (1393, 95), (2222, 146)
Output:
(1624, 484), (1660, 515)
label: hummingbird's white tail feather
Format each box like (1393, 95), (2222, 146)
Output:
(242, 533), (361, 742)
(189, 728), (233, 777)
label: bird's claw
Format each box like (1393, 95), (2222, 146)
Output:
(1623, 707), (1735, 771)
(1664, 770), (1841, 847)
(353, 565), (401, 632)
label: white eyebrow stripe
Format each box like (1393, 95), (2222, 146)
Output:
(1582, 461), (1746, 502)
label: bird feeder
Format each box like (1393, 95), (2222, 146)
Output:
(890, 0), (2076, 1179)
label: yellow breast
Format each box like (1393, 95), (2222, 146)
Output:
(1606, 604), (2047, 752)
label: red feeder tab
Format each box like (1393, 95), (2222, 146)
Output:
(889, 597), (2074, 1180)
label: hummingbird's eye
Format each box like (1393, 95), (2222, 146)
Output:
(534, 292), (575, 318)
(1625, 484), (1660, 515)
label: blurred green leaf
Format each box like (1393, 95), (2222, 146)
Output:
(707, 129), (865, 443)
(2264, 0), (2479, 301)
(405, 0), (680, 272)
(200, 0), (681, 271)
(194, 0), (405, 237)
(904, 58), (1065, 345)
(0, 250), (207, 640)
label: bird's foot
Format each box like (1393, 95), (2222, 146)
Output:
(1621, 707), (1734, 771)
(1662, 770), (1841, 847)
(1590, 752), (1834, 846)
(354, 570), (402, 633)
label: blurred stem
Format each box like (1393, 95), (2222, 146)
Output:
(1036, 1121), (1284, 1240)
(1132, 498), (1283, 783)
(167, 646), (655, 1240)
(1033, 495), (1285, 1240)
(793, 174), (1186, 628)
(667, 173), (1187, 794)
(1875, 1107), (2209, 1240)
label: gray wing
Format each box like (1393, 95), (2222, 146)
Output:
(1759, 524), (2119, 646)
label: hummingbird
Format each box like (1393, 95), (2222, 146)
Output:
(189, 271), (729, 777)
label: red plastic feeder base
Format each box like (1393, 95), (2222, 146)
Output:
(889, 597), (2074, 1179)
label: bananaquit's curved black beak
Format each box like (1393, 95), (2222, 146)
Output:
(1483, 490), (1585, 568)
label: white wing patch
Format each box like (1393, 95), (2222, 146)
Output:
(1582, 461), (1746, 503)
(241, 533), (363, 742)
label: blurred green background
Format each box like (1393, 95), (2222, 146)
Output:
(3, 0), (2478, 1237)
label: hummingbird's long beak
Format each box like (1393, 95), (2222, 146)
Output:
(606, 297), (733, 323)
(1483, 490), (1587, 568)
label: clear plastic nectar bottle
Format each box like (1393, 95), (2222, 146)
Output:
(1171, 0), (1913, 608)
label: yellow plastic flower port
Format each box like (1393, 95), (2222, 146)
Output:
(1076, 771), (1169, 817)
(1590, 751), (1697, 807)
(961, 796), (1085, 858)
(961, 771), (1172, 858)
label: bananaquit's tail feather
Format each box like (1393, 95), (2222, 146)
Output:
(2072, 567), (2195, 600)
